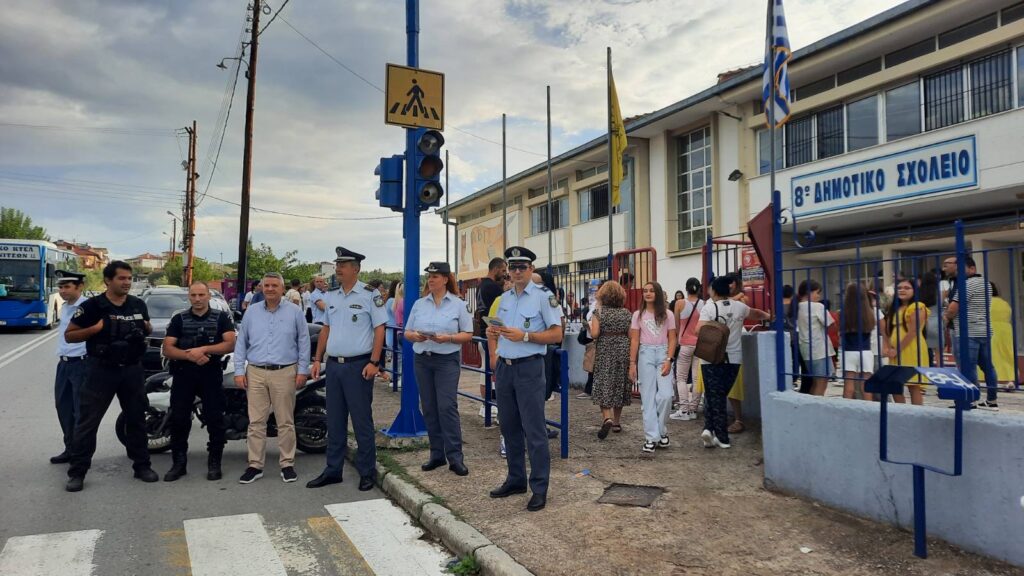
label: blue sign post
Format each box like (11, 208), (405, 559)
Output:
(864, 365), (979, 558)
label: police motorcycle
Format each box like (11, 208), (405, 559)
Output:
(115, 323), (328, 454)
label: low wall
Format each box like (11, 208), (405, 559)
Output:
(752, 331), (1024, 567)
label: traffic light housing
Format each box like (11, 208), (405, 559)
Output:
(375, 154), (404, 212)
(413, 128), (444, 210)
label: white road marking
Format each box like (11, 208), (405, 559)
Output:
(184, 513), (287, 576)
(0, 330), (60, 370)
(0, 529), (102, 576)
(325, 499), (449, 576)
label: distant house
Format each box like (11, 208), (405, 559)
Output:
(126, 252), (167, 271)
(54, 240), (109, 271)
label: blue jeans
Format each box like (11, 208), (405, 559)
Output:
(957, 337), (998, 402)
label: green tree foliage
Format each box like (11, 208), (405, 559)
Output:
(0, 207), (49, 240)
(162, 255), (220, 286)
(83, 269), (105, 292)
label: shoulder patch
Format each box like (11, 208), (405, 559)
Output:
(373, 295), (384, 307)
(73, 307), (84, 318)
(548, 294), (559, 308)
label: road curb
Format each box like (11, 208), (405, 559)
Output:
(346, 438), (534, 575)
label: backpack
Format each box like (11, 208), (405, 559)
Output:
(694, 301), (730, 364)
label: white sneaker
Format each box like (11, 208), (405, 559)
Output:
(713, 436), (732, 449)
(700, 429), (715, 448)
(686, 411), (697, 420)
(669, 409), (689, 421)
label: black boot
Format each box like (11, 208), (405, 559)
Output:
(164, 452), (188, 482)
(207, 449), (223, 481)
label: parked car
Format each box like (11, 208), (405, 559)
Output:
(141, 287), (189, 374)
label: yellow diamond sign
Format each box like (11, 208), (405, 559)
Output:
(385, 63), (444, 130)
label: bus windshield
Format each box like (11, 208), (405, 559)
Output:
(0, 260), (42, 300)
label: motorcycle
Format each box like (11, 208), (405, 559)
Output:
(115, 354), (329, 454)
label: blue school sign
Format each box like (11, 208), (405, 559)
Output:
(791, 134), (978, 218)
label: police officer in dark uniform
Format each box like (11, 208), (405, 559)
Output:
(64, 261), (158, 492)
(308, 247), (388, 491)
(486, 247), (563, 511)
(162, 281), (237, 482)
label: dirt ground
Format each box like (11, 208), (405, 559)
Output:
(369, 372), (1021, 576)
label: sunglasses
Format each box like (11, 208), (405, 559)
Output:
(508, 264), (529, 271)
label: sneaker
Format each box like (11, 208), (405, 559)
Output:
(239, 467), (263, 484)
(281, 466), (297, 483)
(642, 441), (656, 453)
(713, 436), (732, 449)
(576, 392), (591, 399)
(668, 409), (689, 421)
(499, 436), (507, 459)
(976, 401), (999, 411)
(701, 429), (715, 448)
(658, 436), (670, 448)
(686, 411), (697, 420)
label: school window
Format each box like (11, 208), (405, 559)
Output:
(529, 197), (568, 235)
(676, 126), (712, 251)
(885, 82), (921, 141)
(847, 95), (878, 152)
(575, 164), (608, 181)
(924, 66), (964, 131)
(1018, 46), (1024, 107)
(969, 49), (1012, 119)
(785, 115), (813, 167)
(527, 177), (568, 199)
(756, 128), (783, 175)
(816, 106), (844, 160)
(579, 183), (609, 223)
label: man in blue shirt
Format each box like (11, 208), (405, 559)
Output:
(309, 276), (328, 325)
(308, 247), (388, 491)
(485, 246), (563, 511)
(233, 273), (311, 484)
(50, 270), (89, 464)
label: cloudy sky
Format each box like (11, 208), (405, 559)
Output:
(0, 0), (903, 269)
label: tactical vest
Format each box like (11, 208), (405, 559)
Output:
(93, 296), (148, 365)
(170, 309), (224, 374)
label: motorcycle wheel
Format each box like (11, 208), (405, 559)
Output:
(294, 400), (328, 454)
(115, 407), (174, 454)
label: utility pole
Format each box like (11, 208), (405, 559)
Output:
(169, 218), (176, 258)
(236, 0), (260, 308)
(185, 120), (197, 286)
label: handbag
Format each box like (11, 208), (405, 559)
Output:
(577, 321), (594, 345)
(694, 301), (730, 364)
(582, 342), (596, 373)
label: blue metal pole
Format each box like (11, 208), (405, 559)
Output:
(912, 464), (927, 558)
(955, 220), (969, 397)
(386, 0), (427, 437)
(560, 349), (569, 459)
(484, 340), (493, 428)
(772, 189), (786, 393)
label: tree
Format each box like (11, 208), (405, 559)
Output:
(0, 207), (48, 240)
(83, 269), (105, 292)
(162, 255), (221, 286)
(244, 242), (298, 279)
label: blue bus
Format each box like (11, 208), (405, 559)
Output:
(0, 239), (78, 328)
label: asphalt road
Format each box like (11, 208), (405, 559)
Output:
(0, 328), (450, 575)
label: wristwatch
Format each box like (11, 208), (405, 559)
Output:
(523, 331), (530, 343)
(369, 359), (380, 367)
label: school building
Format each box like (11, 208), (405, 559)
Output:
(442, 0), (1023, 343)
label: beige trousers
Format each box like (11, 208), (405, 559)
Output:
(246, 365), (297, 469)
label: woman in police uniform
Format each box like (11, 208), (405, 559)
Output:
(404, 262), (473, 476)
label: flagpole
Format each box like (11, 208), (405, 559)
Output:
(502, 113), (508, 253)
(546, 85), (554, 273)
(606, 46), (614, 280)
(767, 0), (776, 203)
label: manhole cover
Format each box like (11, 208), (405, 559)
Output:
(597, 483), (665, 507)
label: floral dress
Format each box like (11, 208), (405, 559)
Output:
(591, 307), (633, 407)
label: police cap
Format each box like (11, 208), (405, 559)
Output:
(424, 261), (452, 275)
(503, 246), (536, 264)
(334, 246), (366, 263)
(55, 269), (86, 285)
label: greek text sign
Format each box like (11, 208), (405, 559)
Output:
(0, 244), (41, 260)
(791, 135), (977, 218)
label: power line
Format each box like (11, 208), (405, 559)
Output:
(201, 191), (402, 221)
(0, 122), (179, 136)
(277, 13), (382, 93)
(258, 0), (291, 37)
(197, 51), (243, 208)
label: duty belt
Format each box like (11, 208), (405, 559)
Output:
(60, 355), (87, 362)
(327, 354), (371, 364)
(498, 354), (543, 366)
(250, 363), (297, 371)
(417, 350), (459, 357)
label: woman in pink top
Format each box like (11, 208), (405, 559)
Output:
(629, 281), (677, 454)
(671, 278), (703, 421)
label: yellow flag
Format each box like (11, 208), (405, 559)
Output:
(609, 74), (627, 206)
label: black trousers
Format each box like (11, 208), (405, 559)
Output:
(170, 365), (227, 455)
(68, 359), (150, 478)
(701, 363), (740, 444)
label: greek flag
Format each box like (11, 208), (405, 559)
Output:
(762, 0), (792, 127)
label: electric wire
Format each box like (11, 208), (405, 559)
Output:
(258, 0), (290, 37)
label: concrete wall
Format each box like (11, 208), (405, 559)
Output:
(751, 331), (1024, 567)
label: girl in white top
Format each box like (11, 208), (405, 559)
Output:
(629, 282), (677, 454)
(796, 279), (834, 396)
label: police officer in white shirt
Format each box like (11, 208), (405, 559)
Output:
(51, 270), (89, 464)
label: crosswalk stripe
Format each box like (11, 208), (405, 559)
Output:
(0, 529), (102, 576)
(184, 513), (287, 576)
(306, 516), (375, 576)
(325, 499), (450, 576)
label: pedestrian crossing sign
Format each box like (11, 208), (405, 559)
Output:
(385, 63), (444, 130)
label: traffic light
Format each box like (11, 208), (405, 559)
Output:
(375, 154), (404, 212)
(413, 128), (444, 210)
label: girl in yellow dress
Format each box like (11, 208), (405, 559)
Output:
(885, 278), (929, 405)
(990, 283), (1017, 389)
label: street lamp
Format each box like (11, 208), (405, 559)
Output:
(217, 56), (251, 78)
(165, 212), (181, 259)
